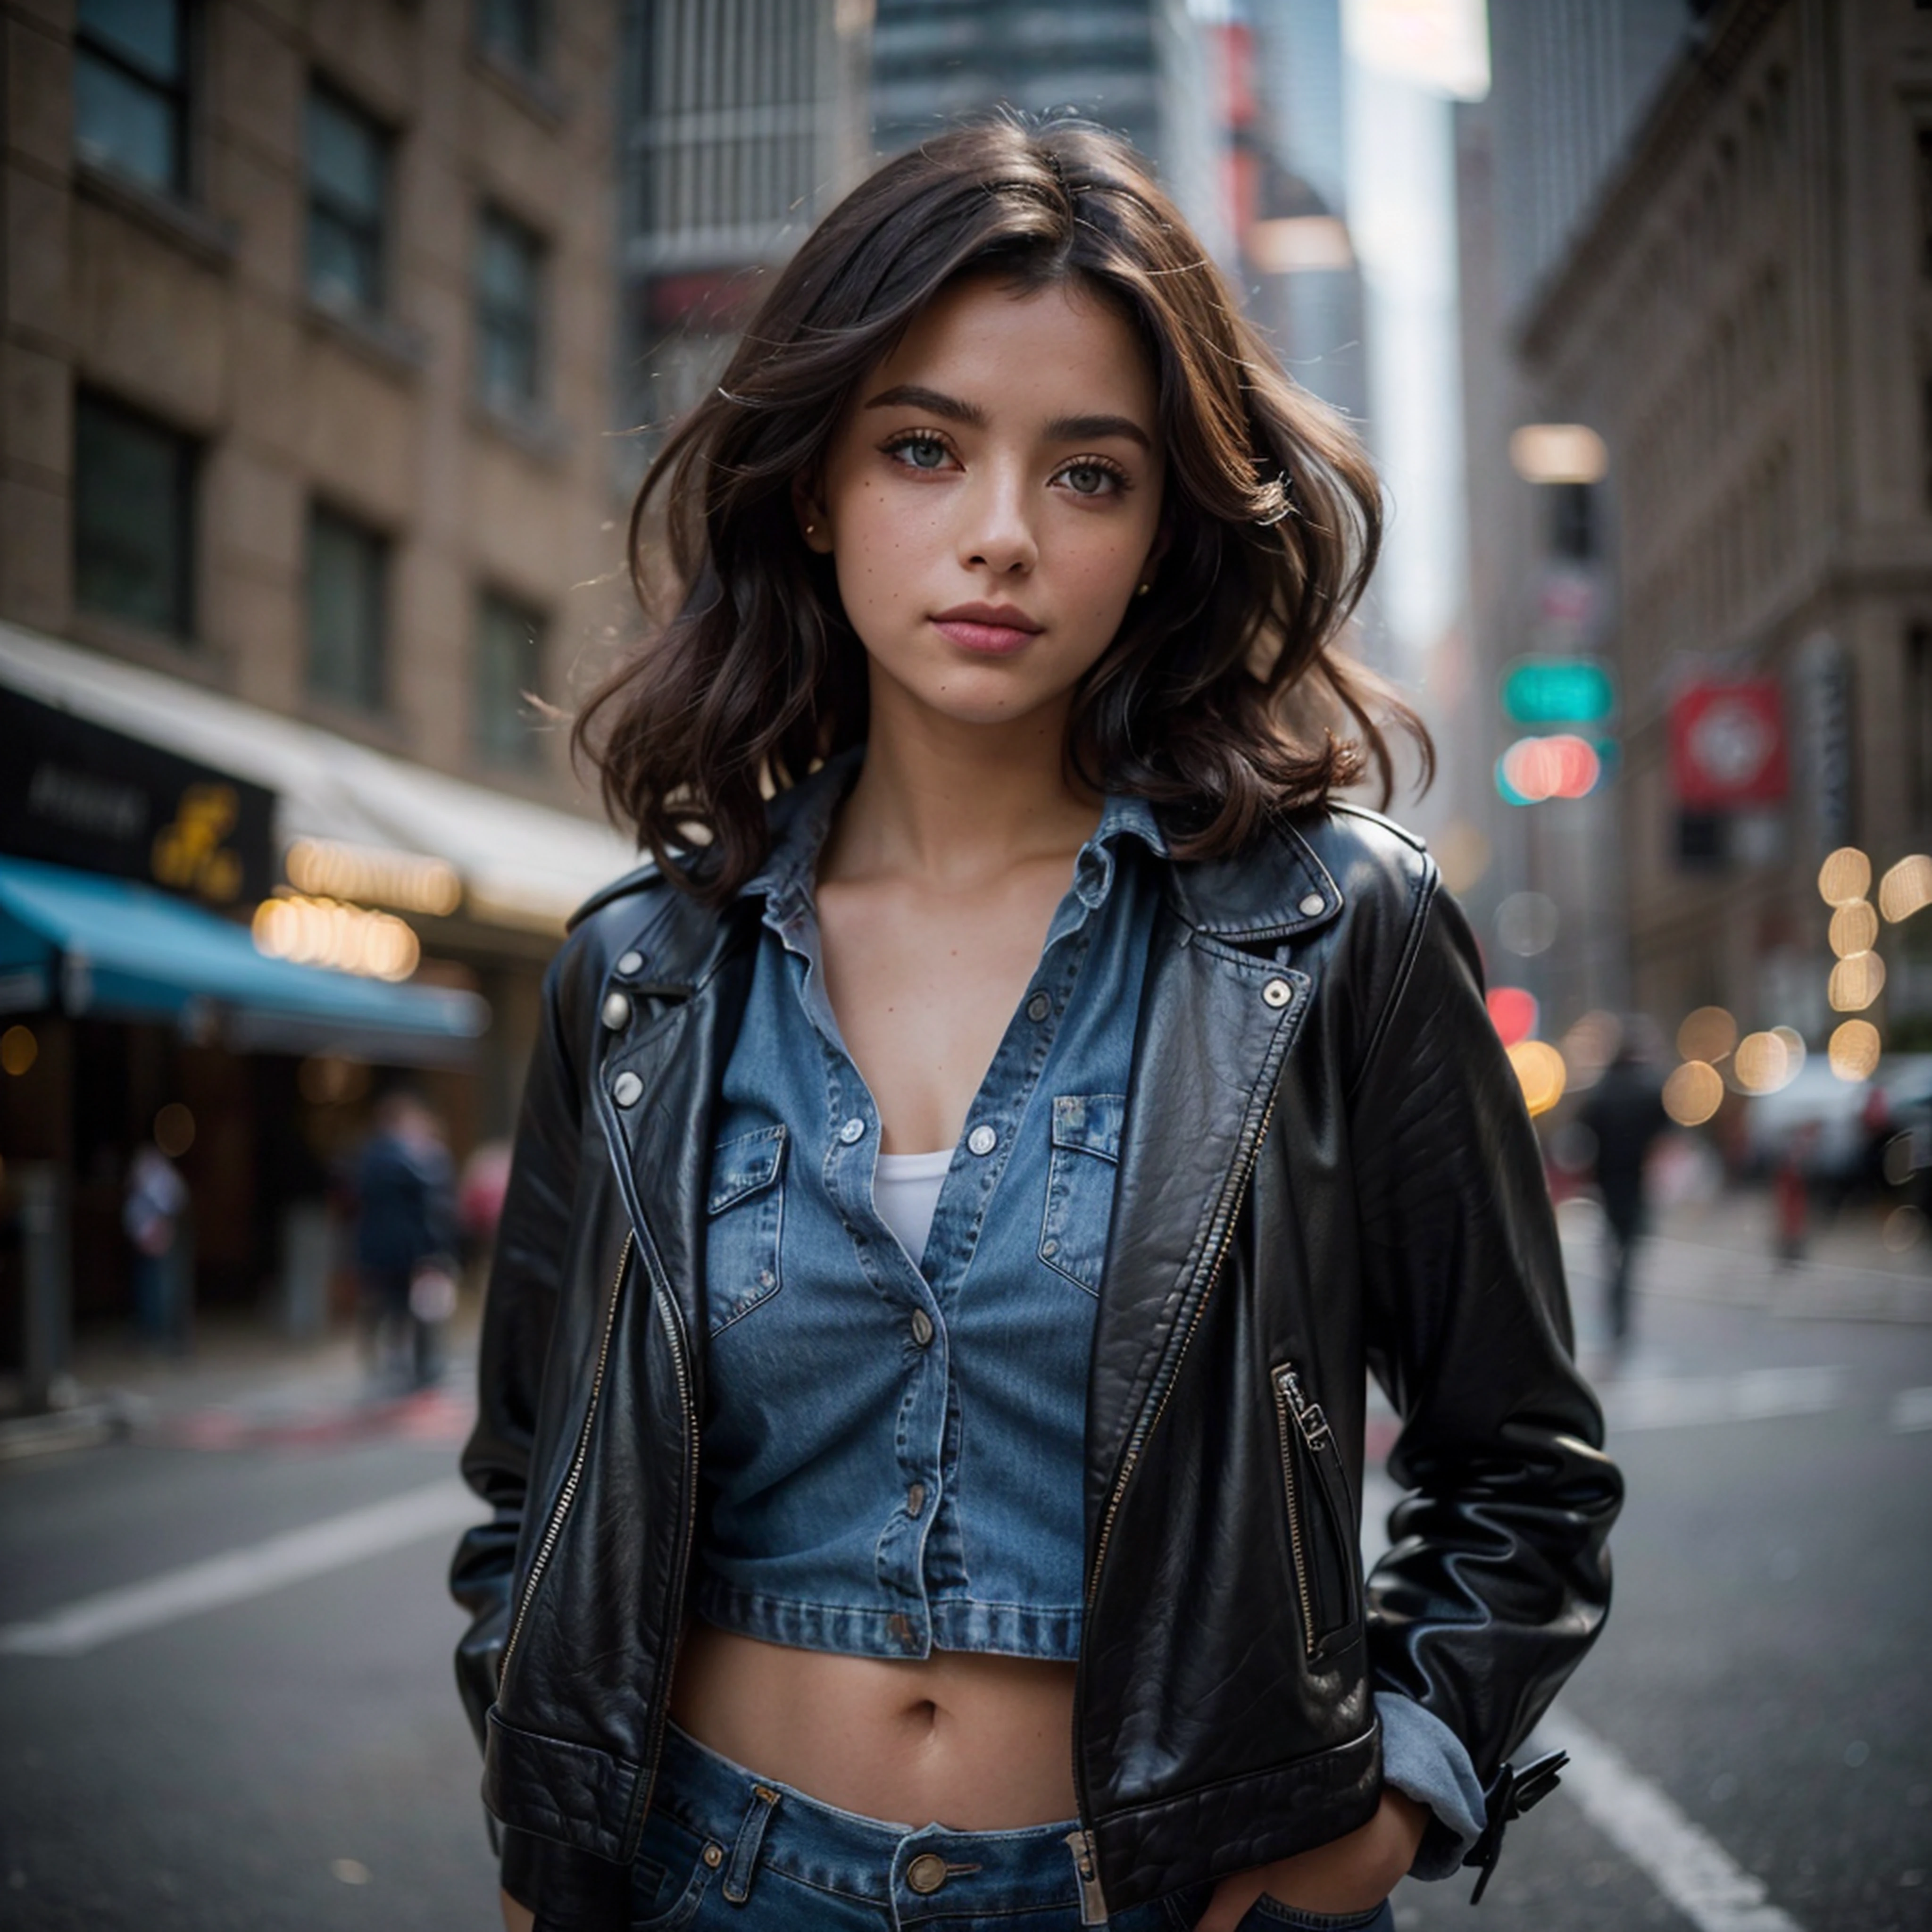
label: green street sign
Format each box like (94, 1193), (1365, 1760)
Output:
(1502, 657), (1616, 724)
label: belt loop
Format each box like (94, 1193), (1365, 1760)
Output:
(721, 1782), (782, 1906)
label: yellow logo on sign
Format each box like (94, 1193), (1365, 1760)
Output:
(152, 783), (245, 903)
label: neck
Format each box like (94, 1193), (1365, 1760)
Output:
(825, 681), (1101, 889)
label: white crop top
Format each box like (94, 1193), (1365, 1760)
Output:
(872, 1149), (952, 1268)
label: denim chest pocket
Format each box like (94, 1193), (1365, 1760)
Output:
(1039, 1092), (1125, 1296)
(705, 1125), (786, 1335)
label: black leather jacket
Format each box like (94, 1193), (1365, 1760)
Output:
(451, 799), (1621, 1929)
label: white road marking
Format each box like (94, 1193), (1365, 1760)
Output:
(1532, 1710), (1802, 1932)
(1890, 1386), (1932, 1433)
(1360, 1472), (1802, 1929)
(1600, 1366), (1845, 1434)
(0, 1478), (478, 1658)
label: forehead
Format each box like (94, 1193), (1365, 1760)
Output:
(868, 274), (1157, 416)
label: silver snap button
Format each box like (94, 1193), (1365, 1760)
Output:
(1026, 991), (1051, 1023)
(906, 1851), (948, 1894)
(1299, 892), (1325, 917)
(611, 1070), (644, 1107)
(839, 1116), (866, 1144)
(615, 949), (643, 976)
(1262, 978), (1292, 1008)
(906, 1482), (925, 1516)
(966, 1124), (997, 1157)
(910, 1308), (934, 1347)
(600, 991), (631, 1030)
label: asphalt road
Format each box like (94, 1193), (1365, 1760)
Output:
(1, 1235), (1928, 1932)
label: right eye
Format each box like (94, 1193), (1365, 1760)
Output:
(882, 433), (956, 472)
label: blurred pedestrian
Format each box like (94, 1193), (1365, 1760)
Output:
(123, 1141), (188, 1353)
(1578, 1039), (1670, 1350)
(351, 1087), (456, 1390)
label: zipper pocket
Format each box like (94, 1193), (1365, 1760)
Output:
(498, 1229), (633, 1696)
(1270, 1360), (1356, 1656)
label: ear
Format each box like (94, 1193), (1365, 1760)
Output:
(792, 474), (834, 554)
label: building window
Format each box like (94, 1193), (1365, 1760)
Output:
(307, 83), (390, 315)
(74, 390), (196, 637)
(477, 0), (545, 71)
(308, 506), (387, 709)
(475, 592), (546, 767)
(475, 205), (545, 407)
(75, 0), (192, 194)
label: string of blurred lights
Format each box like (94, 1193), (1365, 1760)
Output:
(251, 891), (422, 982)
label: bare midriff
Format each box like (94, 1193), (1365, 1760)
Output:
(669, 1620), (1080, 1829)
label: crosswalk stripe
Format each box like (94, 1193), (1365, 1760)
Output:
(0, 1478), (478, 1658)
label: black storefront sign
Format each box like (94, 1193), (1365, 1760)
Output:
(2, 686), (275, 906)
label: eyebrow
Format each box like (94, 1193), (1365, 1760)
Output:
(864, 384), (1152, 452)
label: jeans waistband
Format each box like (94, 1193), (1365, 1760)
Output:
(649, 1721), (1108, 1923)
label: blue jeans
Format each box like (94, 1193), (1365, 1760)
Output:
(628, 1724), (1395, 1932)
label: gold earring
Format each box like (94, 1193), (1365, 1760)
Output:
(1135, 581), (1151, 597)
(805, 522), (817, 536)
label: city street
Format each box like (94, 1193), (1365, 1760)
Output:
(1, 1208), (1928, 1932)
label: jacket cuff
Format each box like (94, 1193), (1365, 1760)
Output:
(1374, 1692), (1487, 1881)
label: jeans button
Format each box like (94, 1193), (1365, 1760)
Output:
(910, 1309), (934, 1347)
(906, 1852), (948, 1894)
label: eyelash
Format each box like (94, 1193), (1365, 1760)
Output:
(877, 431), (1132, 496)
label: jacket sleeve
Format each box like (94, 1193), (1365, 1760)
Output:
(1348, 866), (1621, 1785)
(450, 947), (586, 1751)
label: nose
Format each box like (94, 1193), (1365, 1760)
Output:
(958, 461), (1037, 576)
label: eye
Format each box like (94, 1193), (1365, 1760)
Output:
(1055, 459), (1127, 498)
(882, 432), (957, 473)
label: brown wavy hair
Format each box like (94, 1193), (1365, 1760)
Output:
(576, 115), (1430, 900)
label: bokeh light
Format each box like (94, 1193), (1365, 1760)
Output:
(1663, 1060), (1725, 1126)
(154, 1103), (196, 1158)
(1676, 1006), (1737, 1064)
(1434, 820), (1492, 896)
(1878, 854), (1932, 924)
(1561, 1010), (1622, 1089)
(1828, 901), (1879, 958)
(1732, 1031), (1796, 1095)
(1508, 1039), (1568, 1116)
(1486, 986), (1539, 1047)
(1817, 847), (1871, 906)
(0, 1024), (36, 1076)
(1771, 1025), (1807, 1078)
(252, 894), (421, 981)
(1827, 1019), (1881, 1081)
(1499, 734), (1602, 803)
(1496, 891), (1560, 957)
(1828, 952), (1885, 1012)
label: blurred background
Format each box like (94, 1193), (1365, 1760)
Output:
(1, 1), (1929, 1928)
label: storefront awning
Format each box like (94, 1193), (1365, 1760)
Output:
(0, 856), (489, 1066)
(0, 621), (637, 932)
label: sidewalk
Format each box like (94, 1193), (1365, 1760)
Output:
(0, 1303), (481, 1463)
(1560, 1185), (1932, 1324)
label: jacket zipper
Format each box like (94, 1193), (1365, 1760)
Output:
(1271, 1362), (1332, 1658)
(498, 1230), (633, 1694)
(1071, 1074), (1285, 1872)
(635, 1261), (700, 1827)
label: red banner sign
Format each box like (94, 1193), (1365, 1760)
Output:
(1669, 681), (1788, 808)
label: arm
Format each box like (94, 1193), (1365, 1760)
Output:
(450, 949), (585, 1749)
(1350, 874), (1620, 1796)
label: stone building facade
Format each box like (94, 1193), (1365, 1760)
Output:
(1514, 0), (1932, 1047)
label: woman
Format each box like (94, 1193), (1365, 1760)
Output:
(452, 119), (1620, 1932)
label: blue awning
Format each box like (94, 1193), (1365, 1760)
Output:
(0, 856), (488, 1065)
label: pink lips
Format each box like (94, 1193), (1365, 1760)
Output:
(931, 603), (1043, 656)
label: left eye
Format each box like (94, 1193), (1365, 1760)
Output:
(890, 436), (951, 470)
(1059, 463), (1117, 496)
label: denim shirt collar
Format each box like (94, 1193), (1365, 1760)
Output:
(741, 749), (1169, 937)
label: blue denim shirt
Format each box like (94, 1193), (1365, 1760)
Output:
(691, 756), (1486, 1875)
(694, 755), (1162, 1662)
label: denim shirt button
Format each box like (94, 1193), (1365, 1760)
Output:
(610, 1071), (643, 1108)
(910, 1308), (935, 1347)
(839, 1116), (866, 1144)
(615, 949), (644, 976)
(966, 1124), (997, 1156)
(600, 991), (631, 1030)
(1026, 991), (1052, 1023)
(906, 1482), (925, 1516)
(1263, 978), (1292, 1008)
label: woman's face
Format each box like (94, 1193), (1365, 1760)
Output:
(802, 274), (1166, 738)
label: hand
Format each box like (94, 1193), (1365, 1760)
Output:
(500, 1887), (535, 1932)
(1191, 1789), (1426, 1932)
